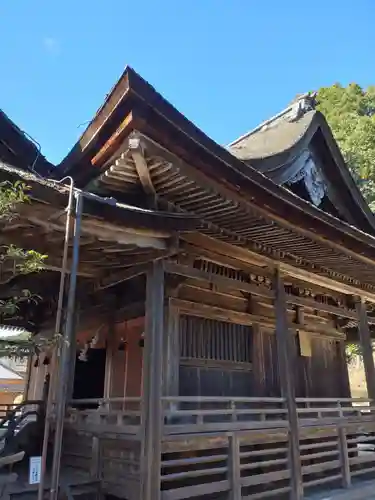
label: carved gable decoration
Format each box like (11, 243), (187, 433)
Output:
(286, 151), (327, 207)
(229, 95), (375, 234)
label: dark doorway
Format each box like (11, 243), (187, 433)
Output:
(72, 348), (106, 408)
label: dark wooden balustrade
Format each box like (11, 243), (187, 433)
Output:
(62, 396), (375, 499)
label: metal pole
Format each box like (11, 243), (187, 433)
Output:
(49, 193), (83, 500)
(38, 179), (75, 500)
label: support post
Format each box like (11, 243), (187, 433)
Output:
(67, 306), (79, 401)
(338, 426), (351, 488)
(38, 182), (75, 500)
(274, 268), (303, 500)
(140, 260), (165, 500)
(49, 193), (83, 500)
(163, 300), (179, 398)
(228, 433), (241, 500)
(356, 297), (375, 401)
(90, 436), (101, 480)
(252, 324), (266, 397)
(103, 311), (116, 403)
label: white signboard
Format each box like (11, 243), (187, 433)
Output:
(29, 456), (42, 485)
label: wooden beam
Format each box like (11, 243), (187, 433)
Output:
(273, 268), (303, 500)
(95, 263), (149, 290)
(27, 214), (167, 250)
(96, 249), (179, 290)
(356, 298), (375, 400)
(164, 261), (273, 299)
(140, 133), (375, 275)
(91, 111), (134, 167)
(165, 261), (358, 320)
(170, 298), (345, 340)
(140, 261), (165, 500)
(129, 138), (156, 196)
(285, 294), (357, 321)
(182, 233), (375, 303)
(182, 234), (273, 276)
(43, 263), (95, 278)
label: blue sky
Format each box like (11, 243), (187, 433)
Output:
(0, 0), (373, 164)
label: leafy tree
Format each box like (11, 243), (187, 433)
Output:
(346, 343), (363, 364)
(316, 83), (375, 210)
(0, 181), (49, 357)
(316, 84), (375, 360)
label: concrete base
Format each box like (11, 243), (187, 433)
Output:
(308, 479), (375, 499)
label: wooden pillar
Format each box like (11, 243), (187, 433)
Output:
(140, 261), (165, 500)
(67, 307), (80, 402)
(163, 300), (180, 398)
(252, 324), (266, 397)
(338, 426), (351, 488)
(104, 313), (116, 401)
(228, 433), (241, 500)
(274, 268), (303, 500)
(356, 297), (375, 401)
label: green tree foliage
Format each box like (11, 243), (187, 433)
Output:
(316, 83), (375, 210)
(317, 84), (375, 359)
(346, 343), (363, 364)
(0, 181), (49, 357)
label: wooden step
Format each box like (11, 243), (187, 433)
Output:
(9, 480), (101, 500)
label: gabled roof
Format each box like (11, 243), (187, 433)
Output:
(47, 67), (375, 297)
(3, 67), (375, 297)
(54, 68), (375, 258)
(0, 110), (53, 176)
(228, 96), (375, 234)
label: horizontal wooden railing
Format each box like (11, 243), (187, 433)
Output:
(65, 396), (375, 434)
(161, 396), (375, 435)
(0, 404), (15, 419)
(66, 397), (142, 435)
(0, 400), (42, 424)
(162, 396), (288, 434)
(296, 397), (375, 421)
(62, 396), (375, 498)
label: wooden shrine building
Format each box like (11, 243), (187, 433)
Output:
(2, 70), (375, 499)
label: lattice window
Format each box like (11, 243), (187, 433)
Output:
(180, 315), (252, 364)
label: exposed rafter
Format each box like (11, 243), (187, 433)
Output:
(129, 137), (156, 197)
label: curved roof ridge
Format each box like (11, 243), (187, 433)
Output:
(228, 92), (316, 148)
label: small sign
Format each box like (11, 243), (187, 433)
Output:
(298, 331), (312, 358)
(29, 456), (42, 485)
